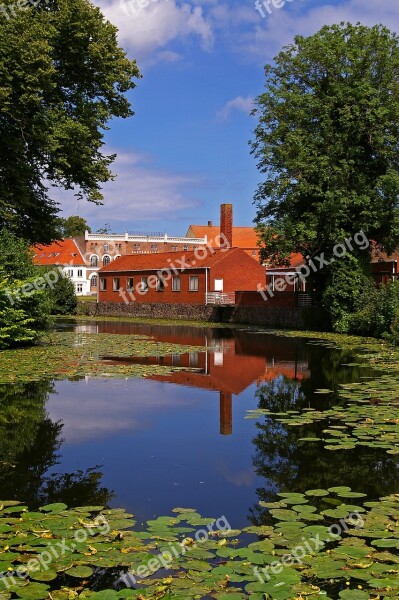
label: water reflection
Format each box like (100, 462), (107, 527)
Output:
(1, 320), (396, 527)
(0, 380), (114, 507)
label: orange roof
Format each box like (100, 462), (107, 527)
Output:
(31, 240), (85, 266)
(99, 248), (244, 273)
(188, 225), (260, 249)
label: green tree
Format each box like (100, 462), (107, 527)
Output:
(56, 216), (91, 238)
(0, 231), (52, 348)
(39, 267), (77, 315)
(0, 0), (140, 243)
(252, 23), (399, 328)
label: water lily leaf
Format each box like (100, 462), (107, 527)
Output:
(65, 565), (94, 578)
(339, 590), (370, 599)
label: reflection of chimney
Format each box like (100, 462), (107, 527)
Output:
(208, 220), (213, 227)
(220, 204), (233, 248)
(220, 391), (232, 435)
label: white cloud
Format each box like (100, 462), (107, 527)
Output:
(230, 0), (399, 63)
(217, 96), (254, 121)
(95, 0), (214, 63)
(47, 379), (195, 444)
(53, 148), (201, 229)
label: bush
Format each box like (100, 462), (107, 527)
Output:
(0, 278), (52, 349)
(0, 232), (52, 348)
(322, 254), (371, 333)
(39, 268), (77, 315)
(348, 280), (399, 338)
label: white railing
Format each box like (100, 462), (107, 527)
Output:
(85, 231), (207, 245)
(298, 293), (312, 307)
(206, 292), (235, 305)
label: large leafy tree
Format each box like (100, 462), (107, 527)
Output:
(251, 23), (399, 325)
(56, 215), (91, 238)
(0, 0), (140, 243)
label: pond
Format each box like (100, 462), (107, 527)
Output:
(1, 319), (397, 533)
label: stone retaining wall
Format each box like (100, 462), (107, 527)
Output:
(78, 300), (327, 330)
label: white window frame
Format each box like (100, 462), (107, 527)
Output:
(189, 276), (199, 292)
(172, 276), (181, 291)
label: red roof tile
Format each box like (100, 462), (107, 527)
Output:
(99, 248), (244, 273)
(31, 240), (85, 266)
(188, 225), (260, 249)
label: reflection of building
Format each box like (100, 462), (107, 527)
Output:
(142, 335), (309, 436)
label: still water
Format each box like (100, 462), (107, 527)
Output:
(1, 320), (397, 529)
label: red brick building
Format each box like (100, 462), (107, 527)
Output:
(98, 247), (266, 305)
(371, 249), (399, 285)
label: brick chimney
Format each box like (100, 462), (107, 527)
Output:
(220, 203), (233, 248)
(208, 220), (213, 227)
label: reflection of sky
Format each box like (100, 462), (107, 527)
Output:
(45, 378), (266, 527)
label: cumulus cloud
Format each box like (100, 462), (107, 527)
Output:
(94, 0), (214, 63)
(230, 0), (399, 63)
(52, 148), (201, 229)
(217, 96), (254, 121)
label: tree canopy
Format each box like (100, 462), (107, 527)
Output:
(0, 0), (140, 243)
(252, 23), (399, 267)
(56, 215), (91, 238)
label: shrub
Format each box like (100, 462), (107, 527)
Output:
(348, 280), (399, 338)
(39, 268), (77, 315)
(0, 278), (52, 349)
(0, 232), (52, 348)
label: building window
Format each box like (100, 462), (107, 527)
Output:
(127, 277), (134, 291)
(90, 255), (98, 267)
(115, 254), (121, 260)
(91, 275), (98, 288)
(76, 284), (83, 294)
(172, 276), (181, 291)
(172, 354), (181, 366)
(183, 245), (188, 252)
(189, 353), (199, 367)
(252, 250), (257, 256)
(157, 277), (165, 292)
(150, 244), (158, 253)
(189, 276), (199, 291)
(103, 255), (111, 266)
(113, 277), (120, 291)
(104, 243), (109, 253)
(100, 278), (107, 291)
(133, 244), (140, 253)
(141, 277), (149, 292)
(67, 269), (73, 277)
(77, 269), (83, 278)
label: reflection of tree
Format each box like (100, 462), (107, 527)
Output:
(0, 381), (113, 507)
(249, 345), (399, 525)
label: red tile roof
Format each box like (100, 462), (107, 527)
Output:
(99, 248), (244, 273)
(31, 240), (85, 266)
(188, 225), (260, 249)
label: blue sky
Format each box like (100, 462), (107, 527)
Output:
(58, 0), (399, 235)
